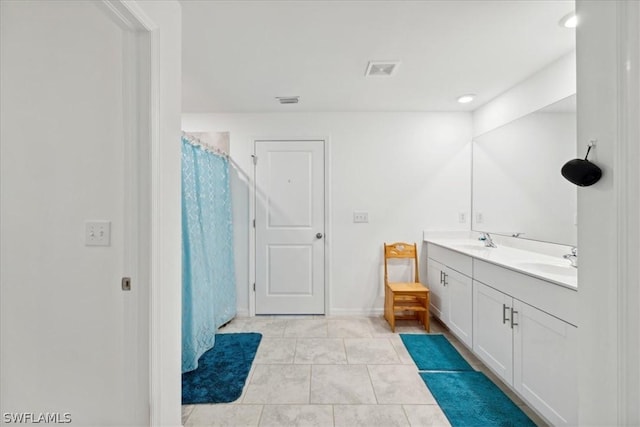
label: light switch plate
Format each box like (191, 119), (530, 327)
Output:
(85, 221), (111, 246)
(353, 211), (369, 223)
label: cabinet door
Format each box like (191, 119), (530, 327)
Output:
(513, 300), (578, 426)
(426, 258), (446, 320)
(445, 268), (473, 348)
(473, 281), (514, 385)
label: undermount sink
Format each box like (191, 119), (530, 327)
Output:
(516, 262), (575, 277)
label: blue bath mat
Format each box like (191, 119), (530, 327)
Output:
(421, 371), (536, 427)
(400, 334), (473, 371)
(182, 332), (262, 404)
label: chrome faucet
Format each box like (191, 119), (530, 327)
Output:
(478, 232), (497, 248)
(563, 247), (578, 268)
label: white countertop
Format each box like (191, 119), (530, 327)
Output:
(424, 235), (577, 290)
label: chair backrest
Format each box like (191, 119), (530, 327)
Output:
(383, 242), (419, 284)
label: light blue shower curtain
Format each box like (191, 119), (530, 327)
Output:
(181, 136), (236, 373)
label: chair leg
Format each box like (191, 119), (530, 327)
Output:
(424, 295), (430, 332)
(389, 295), (395, 332)
(384, 288), (395, 332)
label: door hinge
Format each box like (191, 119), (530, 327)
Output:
(251, 154), (257, 165)
(253, 282), (256, 292)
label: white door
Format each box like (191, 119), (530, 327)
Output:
(513, 300), (578, 426)
(445, 268), (473, 348)
(255, 140), (325, 314)
(472, 281), (514, 385)
(0, 2), (147, 424)
(427, 258), (446, 319)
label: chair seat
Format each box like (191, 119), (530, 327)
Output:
(387, 282), (429, 293)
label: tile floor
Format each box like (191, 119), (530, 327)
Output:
(182, 316), (548, 427)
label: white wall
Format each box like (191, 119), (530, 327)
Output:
(0, 1), (128, 423)
(576, 1), (640, 425)
(0, 1), (182, 425)
(473, 111), (577, 245)
(182, 113), (472, 315)
(473, 50), (576, 137)
(576, 0), (617, 422)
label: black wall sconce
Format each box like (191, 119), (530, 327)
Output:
(561, 141), (602, 187)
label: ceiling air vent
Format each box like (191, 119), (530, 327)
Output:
(365, 61), (400, 77)
(276, 96), (300, 104)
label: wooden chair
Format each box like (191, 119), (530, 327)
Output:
(383, 242), (430, 332)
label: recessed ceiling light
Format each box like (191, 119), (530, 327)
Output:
(559, 12), (577, 28)
(276, 96), (299, 104)
(457, 94), (476, 104)
(365, 61), (401, 77)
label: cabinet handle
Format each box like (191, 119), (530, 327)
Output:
(439, 271), (444, 284)
(443, 272), (448, 286)
(502, 304), (510, 324)
(510, 307), (519, 329)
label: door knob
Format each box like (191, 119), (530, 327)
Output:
(316, 233), (324, 239)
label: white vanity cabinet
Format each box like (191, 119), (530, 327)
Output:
(473, 281), (514, 384)
(426, 244), (473, 348)
(424, 236), (579, 426)
(473, 260), (578, 427)
(426, 258), (446, 319)
(512, 299), (578, 427)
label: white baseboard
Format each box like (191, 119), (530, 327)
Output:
(328, 308), (384, 317)
(235, 308), (249, 318)
(234, 308), (384, 317)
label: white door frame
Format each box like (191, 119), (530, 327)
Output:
(98, 1), (167, 424)
(249, 137), (332, 317)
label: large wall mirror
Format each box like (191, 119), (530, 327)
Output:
(472, 94), (577, 246)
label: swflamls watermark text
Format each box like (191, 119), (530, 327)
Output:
(3, 412), (72, 424)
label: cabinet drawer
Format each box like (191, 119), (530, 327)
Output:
(474, 259), (577, 326)
(427, 243), (472, 277)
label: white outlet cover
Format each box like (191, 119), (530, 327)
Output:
(85, 221), (111, 246)
(353, 211), (369, 223)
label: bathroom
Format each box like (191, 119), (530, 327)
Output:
(180, 2), (578, 424)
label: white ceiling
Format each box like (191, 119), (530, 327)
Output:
(181, 0), (575, 113)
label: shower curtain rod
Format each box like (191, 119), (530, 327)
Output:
(182, 131), (229, 158)
(181, 131), (251, 181)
